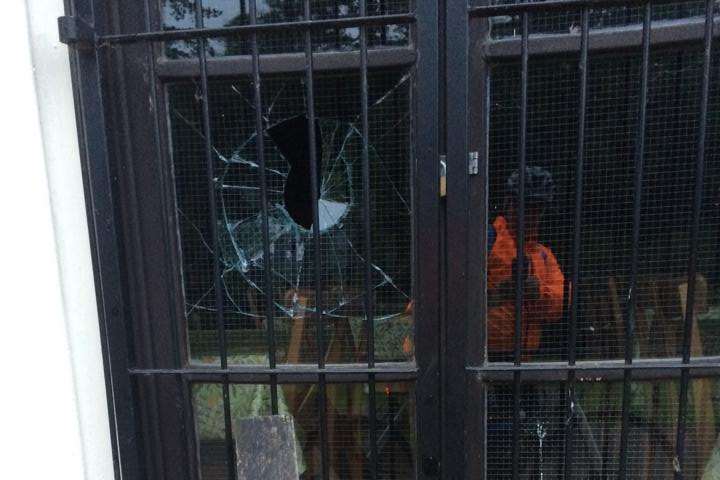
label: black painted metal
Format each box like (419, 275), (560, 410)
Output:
(98, 13), (416, 44)
(564, 7), (589, 478)
(414, 0), (442, 476)
(484, 16), (720, 59)
(301, 2), (329, 477)
(674, 1), (715, 477)
(469, 0), (695, 17)
(63, 0), (720, 479)
(359, 1), (379, 477)
(444, 0), (472, 476)
(618, 4), (652, 479)
(62, 1), (141, 479)
(194, 1), (236, 478)
(246, 0), (279, 417)
(511, 13), (529, 480)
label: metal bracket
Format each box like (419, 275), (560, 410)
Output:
(58, 15), (95, 49)
(439, 154), (447, 198)
(468, 151), (479, 175)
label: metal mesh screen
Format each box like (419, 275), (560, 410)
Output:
(466, 0), (714, 38)
(191, 381), (415, 479)
(484, 378), (719, 479)
(487, 43), (720, 362)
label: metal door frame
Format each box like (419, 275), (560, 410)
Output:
(61, 0), (442, 479)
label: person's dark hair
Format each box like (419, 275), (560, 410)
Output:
(505, 166), (555, 208)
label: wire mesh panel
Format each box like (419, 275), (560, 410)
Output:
(468, 0), (714, 39)
(189, 380), (416, 479)
(465, 0), (720, 478)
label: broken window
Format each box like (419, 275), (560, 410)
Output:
(169, 68), (414, 366)
(166, 16), (416, 474)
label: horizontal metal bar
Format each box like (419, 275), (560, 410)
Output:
(98, 13), (415, 45)
(470, 0), (700, 17)
(469, 356), (720, 382)
(157, 47), (415, 77)
(143, 366), (418, 385)
(484, 16), (720, 58)
(130, 362), (417, 376)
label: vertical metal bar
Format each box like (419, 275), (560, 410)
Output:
(360, 0), (378, 476)
(195, 2), (236, 478)
(141, 0), (199, 477)
(360, 0), (375, 374)
(303, 1), (329, 477)
(618, 3), (652, 479)
(65, 1), (140, 477)
(512, 11), (529, 480)
(674, 1), (714, 477)
(514, 12), (529, 368)
(248, 0), (279, 416)
(413, 0), (442, 475)
(564, 7), (589, 480)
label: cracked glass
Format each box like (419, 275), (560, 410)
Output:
(168, 68), (414, 366)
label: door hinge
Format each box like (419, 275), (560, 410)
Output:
(468, 151), (479, 175)
(58, 16), (95, 49)
(439, 155), (447, 198)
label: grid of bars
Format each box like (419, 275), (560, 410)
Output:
(470, 0), (717, 478)
(68, 0), (720, 477)
(101, 1), (420, 479)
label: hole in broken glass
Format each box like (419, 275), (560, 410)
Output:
(267, 115), (348, 231)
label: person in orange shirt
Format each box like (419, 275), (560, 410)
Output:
(486, 166), (568, 478)
(487, 166), (564, 361)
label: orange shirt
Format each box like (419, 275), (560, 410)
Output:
(487, 216), (564, 354)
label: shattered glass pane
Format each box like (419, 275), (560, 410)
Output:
(168, 69), (413, 365)
(161, 0), (412, 58)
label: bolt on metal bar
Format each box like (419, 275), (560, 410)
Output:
(359, 0), (379, 477)
(469, 0), (695, 17)
(564, 8), (589, 479)
(247, 0), (279, 416)
(195, 2), (236, 478)
(512, 12), (530, 480)
(98, 13), (415, 45)
(302, 1), (329, 477)
(674, 1), (714, 476)
(618, 4), (652, 479)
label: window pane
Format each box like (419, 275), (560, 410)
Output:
(168, 69), (414, 365)
(192, 381), (416, 479)
(486, 44), (720, 362)
(161, 0), (412, 58)
(468, 0), (714, 39)
(485, 378), (720, 479)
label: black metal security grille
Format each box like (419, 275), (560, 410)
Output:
(62, 0), (719, 479)
(62, 0), (440, 479)
(456, 0), (720, 478)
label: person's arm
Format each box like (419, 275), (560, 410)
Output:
(530, 248), (564, 324)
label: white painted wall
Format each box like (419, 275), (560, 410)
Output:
(0, 1), (113, 479)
